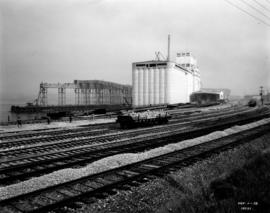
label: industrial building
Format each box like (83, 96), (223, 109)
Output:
(132, 52), (201, 107)
(37, 80), (132, 106)
(200, 88), (231, 101)
(190, 92), (222, 105)
(190, 88), (230, 104)
(73, 80), (132, 105)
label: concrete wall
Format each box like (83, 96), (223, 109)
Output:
(132, 61), (200, 107)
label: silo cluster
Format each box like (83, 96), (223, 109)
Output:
(133, 62), (168, 106)
(132, 52), (201, 107)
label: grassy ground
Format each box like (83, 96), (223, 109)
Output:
(158, 137), (270, 213)
(63, 133), (270, 213)
(207, 150), (270, 213)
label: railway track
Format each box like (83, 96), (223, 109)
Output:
(0, 123), (115, 142)
(0, 104), (242, 141)
(0, 120), (269, 213)
(0, 106), (250, 150)
(0, 106), (262, 159)
(0, 107), (269, 186)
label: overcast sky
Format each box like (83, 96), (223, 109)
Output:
(0, 0), (269, 104)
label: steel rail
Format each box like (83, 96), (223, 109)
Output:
(0, 105), (244, 141)
(0, 106), (254, 154)
(0, 122), (269, 213)
(0, 110), (269, 186)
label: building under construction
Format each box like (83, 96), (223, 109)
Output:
(37, 80), (132, 106)
(11, 80), (132, 113)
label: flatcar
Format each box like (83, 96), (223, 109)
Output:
(116, 110), (171, 128)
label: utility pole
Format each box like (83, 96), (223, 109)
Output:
(260, 86), (264, 106)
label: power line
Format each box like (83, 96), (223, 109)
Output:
(238, 0), (270, 20)
(251, 0), (270, 13)
(223, 0), (270, 27)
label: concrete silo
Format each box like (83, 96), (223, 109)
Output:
(132, 52), (201, 107)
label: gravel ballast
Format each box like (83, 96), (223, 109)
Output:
(0, 117), (270, 201)
(0, 118), (115, 133)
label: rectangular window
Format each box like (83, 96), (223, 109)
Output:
(136, 64), (145, 67)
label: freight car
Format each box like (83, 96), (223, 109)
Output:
(116, 110), (171, 128)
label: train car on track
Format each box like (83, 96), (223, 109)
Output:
(116, 110), (171, 128)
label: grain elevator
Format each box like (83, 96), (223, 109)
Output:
(132, 36), (201, 107)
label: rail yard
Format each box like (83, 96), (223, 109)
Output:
(2, 0), (270, 212)
(0, 104), (270, 213)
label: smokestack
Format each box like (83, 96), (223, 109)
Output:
(167, 34), (171, 61)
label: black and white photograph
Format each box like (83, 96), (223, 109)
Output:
(0, 0), (270, 212)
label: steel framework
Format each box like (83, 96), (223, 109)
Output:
(36, 80), (132, 106)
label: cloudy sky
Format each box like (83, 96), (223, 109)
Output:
(0, 0), (269, 104)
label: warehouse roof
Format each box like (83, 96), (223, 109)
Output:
(192, 91), (222, 95)
(200, 88), (230, 95)
(133, 60), (195, 75)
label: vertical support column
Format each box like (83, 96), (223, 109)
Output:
(97, 87), (101, 105)
(121, 88), (124, 105)
(122, 88), (125, 105)
(58, 88), (63, 106)
(40, 87), (48, 106)
(109, 88), (112, 104)
(87, 89), (91, 105)
(84, 89), (88, 105)
(81, 89), (86, 105)
(58, 88), (66, 106)
(93, 89), (97, 105)
(75, 88), (80, 105)
(106, 88), (109, 104)
(119, 88), (122, 104)
(89, 89), (92, 105)
(100, 88), (103, 105)
(85, 89), (88, 105)
(58, 88), (61, 105)
(80, 89), (84, 105)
